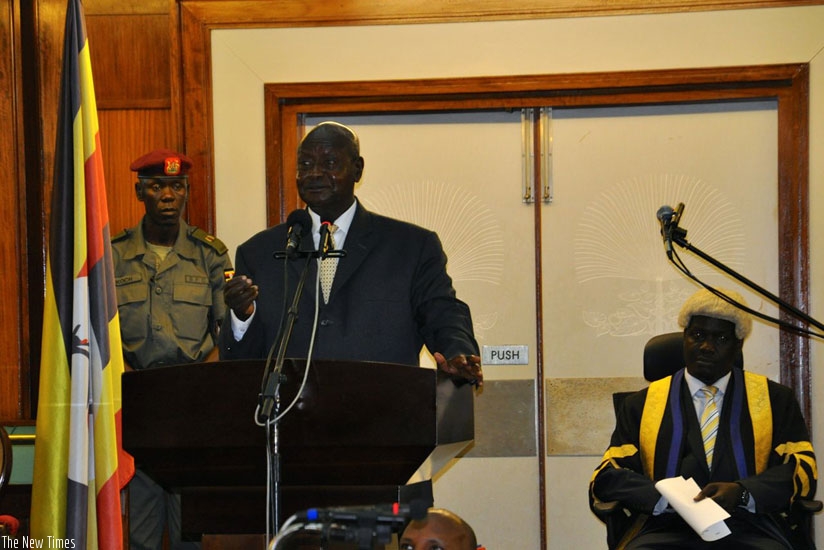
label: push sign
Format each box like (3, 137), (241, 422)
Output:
(482, 345), (529, 365)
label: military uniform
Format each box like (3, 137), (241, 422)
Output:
(121, 147), (228, 549)
(112, 219), (231, 370)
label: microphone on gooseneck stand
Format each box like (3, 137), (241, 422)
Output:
(284, 209), (312, 258)
(656, 205), (675, 258)
(656, 202), (684, 259)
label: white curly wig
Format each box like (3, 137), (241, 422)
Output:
(677, 288), (752, 341)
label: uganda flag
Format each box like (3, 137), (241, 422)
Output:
(30, 0), (134, 547)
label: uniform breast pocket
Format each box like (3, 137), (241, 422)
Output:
(115, 276), (149, 344)
(116, 276), (148, 304)
(171, 281), (213, 341)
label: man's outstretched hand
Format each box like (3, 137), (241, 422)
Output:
(223, 275), (258, 320)
(434, 352), (483, 388)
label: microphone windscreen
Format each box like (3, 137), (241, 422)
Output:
(287, 209), (312, 231)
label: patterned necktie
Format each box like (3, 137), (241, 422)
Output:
(319, 224), (338, 303)
(699, 385), (720, 469)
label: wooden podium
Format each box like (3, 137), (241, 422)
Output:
(121, 359), (474, 537)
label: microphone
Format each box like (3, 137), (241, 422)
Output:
(318, 221), (333, 259)
(296, 500), (428, 525)
(285, 501), (428, 548)
(285, 209), (312, 258)
(656, 203), (684, 258)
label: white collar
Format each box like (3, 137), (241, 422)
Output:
(307, 199), (357, 235)
(684, 369), (732, 397)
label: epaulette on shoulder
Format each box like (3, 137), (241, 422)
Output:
(112, 228), (131, 242)
(190, 227), (228, 255)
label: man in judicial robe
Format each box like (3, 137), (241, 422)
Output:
(590, 288), (817, 549)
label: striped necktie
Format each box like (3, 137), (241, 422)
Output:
(699, 385), (720, 469)
(319, 224), (338, 303)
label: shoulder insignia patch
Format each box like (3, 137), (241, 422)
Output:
(112, 228), (130, 242)
(190, 227), (228, 255)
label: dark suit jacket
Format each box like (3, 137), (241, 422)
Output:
(590, 369), (817, 544)
(218, 203), (478, 367)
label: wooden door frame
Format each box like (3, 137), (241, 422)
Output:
(261, 64), (811, 413)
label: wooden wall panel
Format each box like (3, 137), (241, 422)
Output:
(99, 109), (179, 235)
(87, 14), (172, 109)
(89, 10), (178, 232)
(85, 0), (169, 15)
(0, 0), (26, 419)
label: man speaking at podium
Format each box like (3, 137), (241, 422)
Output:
(218, 121), (482, 386)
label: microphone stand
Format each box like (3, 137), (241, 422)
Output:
(670, 225), (824, 333)
(669, 220), (824, 425)
(259, 251), (312, 421)
(257, 250), (312, 538)
(258, 245), (347, 537)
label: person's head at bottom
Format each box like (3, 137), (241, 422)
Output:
(399, 508), (478, 550)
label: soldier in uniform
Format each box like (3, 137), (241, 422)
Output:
(113, 148), (232, 549)
(113, 148), (231, 370)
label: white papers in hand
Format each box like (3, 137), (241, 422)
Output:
(654, 476), (732, 541)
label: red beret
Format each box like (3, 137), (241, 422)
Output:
(130, 149), (192, 177)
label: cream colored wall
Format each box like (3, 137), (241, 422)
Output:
(212, 6), (824, 548)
